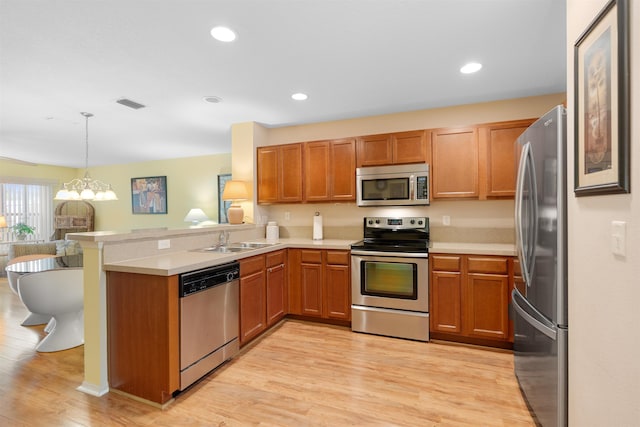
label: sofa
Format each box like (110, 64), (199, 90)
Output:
(8, 240), (82, 261)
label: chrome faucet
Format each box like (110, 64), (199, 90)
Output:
(218, 230), (229, 246)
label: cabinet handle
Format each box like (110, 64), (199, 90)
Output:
(267, 264), (284, 274)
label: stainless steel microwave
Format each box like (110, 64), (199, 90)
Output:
(356, 164), (429, 207)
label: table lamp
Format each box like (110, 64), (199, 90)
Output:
(183, 208), (209, 226)
(222, 180), (248, 225)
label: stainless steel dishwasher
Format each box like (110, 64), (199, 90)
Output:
(179, 261), (240, 390)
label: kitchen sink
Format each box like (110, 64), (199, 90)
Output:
(195, 242), (276, 254)
(199, 246), (250, 253)
(231, 242), (276, 249)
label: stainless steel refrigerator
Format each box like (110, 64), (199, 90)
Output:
(513, 105), (567, 427)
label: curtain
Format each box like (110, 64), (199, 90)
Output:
(0, 181), (55, 241)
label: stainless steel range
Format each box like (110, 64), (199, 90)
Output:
(351, 217), (429, 342)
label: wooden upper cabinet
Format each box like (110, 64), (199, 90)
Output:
(393, 130), (430, 165)
(257, 146), (278, 204)
(304, 138), (356, 202)
(478, 119), (535, 199)
(279, 143), (303, 202)
(356, 134), (392, 166)
(330, 139), (356, 201)
(356, 130), (428, 167)
(432, 127), (479, 199)
(257, 143), (303, 204)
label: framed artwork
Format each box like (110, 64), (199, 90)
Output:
(218, 174), (232, 223)
(131, 176), (168, 214)
(574, 0), (629, 196)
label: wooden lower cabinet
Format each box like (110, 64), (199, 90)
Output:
(288, 249), (350, 322)
(240, 250), (288, 346)
(430, 254), (513, 348)
(107, 271), (180, 405)
(239, 255), (267, 345)
(266, 250), (287, 326)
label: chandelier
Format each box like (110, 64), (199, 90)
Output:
(55, 112), (118, 201)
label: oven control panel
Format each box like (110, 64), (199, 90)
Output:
(364, 217), (428, 229)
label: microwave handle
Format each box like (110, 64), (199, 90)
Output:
(410, 175), (415, 200)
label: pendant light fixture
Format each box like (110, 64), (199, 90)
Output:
(55, 112), (118, 201)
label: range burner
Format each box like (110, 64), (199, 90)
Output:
(350, 217), (429, 255)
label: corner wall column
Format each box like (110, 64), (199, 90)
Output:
(76, 241), (109, 396)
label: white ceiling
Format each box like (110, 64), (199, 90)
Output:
(0, 0), (566, 169)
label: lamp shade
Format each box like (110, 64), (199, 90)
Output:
(0, 215), (6, 228)
(222, 180), (248, 201)
(184, 208), (209, 224)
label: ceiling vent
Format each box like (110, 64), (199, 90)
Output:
(116, 98), (146, 109)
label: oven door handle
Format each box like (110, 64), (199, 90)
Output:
(350, 249), (429, 258)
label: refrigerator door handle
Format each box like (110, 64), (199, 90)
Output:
(514, 142), (527, 255)
(515, 142), (538, 288)
(512, 289), (556, 340)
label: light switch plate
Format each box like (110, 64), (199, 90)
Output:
(611, 221), (626, 257)
(443, 215), (451, 226)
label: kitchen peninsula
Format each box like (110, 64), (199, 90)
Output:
(68, 224), (358, 405)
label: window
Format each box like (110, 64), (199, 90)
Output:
(0, 179), (55, 241)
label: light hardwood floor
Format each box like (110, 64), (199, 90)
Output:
(0, 277), (535, 426)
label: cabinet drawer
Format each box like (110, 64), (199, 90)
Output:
(326, 250), (350, 265)
(266, 250), (286, 268)
(467, 257), (508, 274)
(301, 249), (322, 264)
(431, 255), (461, 272)
(240, 255), (266, 277)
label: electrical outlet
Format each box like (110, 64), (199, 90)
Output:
(158, 239), (171, 250)
(443, 215), (450, 226)
(284, 211), (291, 221)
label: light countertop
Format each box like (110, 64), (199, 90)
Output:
(430, 242), (516, 256)
(104, 238), (359, 276)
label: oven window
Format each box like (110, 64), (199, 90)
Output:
(361, 261), (417, 299)
(361, 177), (409, 201)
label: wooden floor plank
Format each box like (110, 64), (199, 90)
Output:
(0, 278), (534, 426)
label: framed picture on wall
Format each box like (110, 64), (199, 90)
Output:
(574, 0), (630, 196)
(131, 176), (168, 214)
(218, 174), (232, 223)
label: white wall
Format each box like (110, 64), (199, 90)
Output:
(567, 1), (640, 425)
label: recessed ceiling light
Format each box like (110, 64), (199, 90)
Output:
(291, 93), (308, 101)
(460, 62), (482, 74)
(203, 96), (223, 104)
(210, 26), (236, 42)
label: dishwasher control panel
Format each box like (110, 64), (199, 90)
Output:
(179, 261), (240, 297)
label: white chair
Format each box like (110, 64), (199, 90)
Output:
(17, 268), (84, 352)
(6, 254), (57, 327)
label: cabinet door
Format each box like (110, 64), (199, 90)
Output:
(432, 127), (479, 199)
(300, 249), (323, 317)
(266, 250), (286, 326)
(304, 141), (331, 201)
(330, 138), (356, 201)
(240, 270), (266, 344)
(466, 273), (509, 340)
(392, 130), (428, 165)
(430, 270), (463, 334)
(323, 251), (351, 320)
(257, 146), (278, 204)
(240, 256), (267, 345)
(356, 134), (392, 167)
(279, 143), (303, 202)
(479, 119), (535, 199)
(300, 263), (322, 317)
